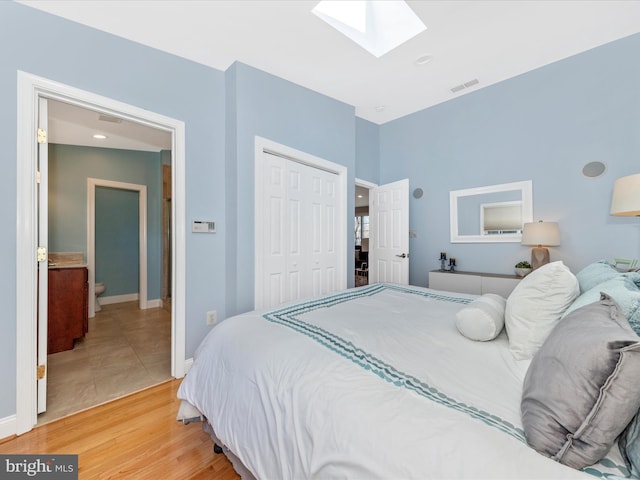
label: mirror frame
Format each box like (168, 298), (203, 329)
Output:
(449, 180), (533, 243)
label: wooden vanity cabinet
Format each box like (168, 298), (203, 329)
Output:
(48, 267), (88, 353)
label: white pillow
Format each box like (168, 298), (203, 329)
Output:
(505, 261), (579, 360)
(456, 293), (507, 341)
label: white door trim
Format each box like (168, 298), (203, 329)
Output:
(36, 98), (49, 414)
(87, 178), (148, 318)
(254, 136), (347, 309)
(355, 178), (377, 190)
(16, 71), (187, 435)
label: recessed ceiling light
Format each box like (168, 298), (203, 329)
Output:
(415, 55), (434, 66)
(357, 194), (364, 199)
(93, 134), (107, 140)
(312, 0), (426, 58)
(374, 105), (385, 112)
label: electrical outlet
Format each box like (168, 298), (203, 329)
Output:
(206, 310), (217, 326)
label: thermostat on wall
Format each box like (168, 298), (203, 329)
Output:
(192, 220), (216, 233)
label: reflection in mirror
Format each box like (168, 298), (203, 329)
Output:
(481, 202), (523, 235)
(450, 181), (532, 243)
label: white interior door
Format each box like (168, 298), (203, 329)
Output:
(37, 97), (49, 413)
(368, 179), (410, 285)
(260, 152), (340, 308)
(309, 163), (339, 297)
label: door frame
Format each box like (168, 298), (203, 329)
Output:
(355, 178), (376, 286)
(87, 179), (148, 317)
(254, 136), (347, 309)
(16, 71), (187, 435)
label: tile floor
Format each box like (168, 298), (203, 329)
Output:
(38, 301), (172, 425)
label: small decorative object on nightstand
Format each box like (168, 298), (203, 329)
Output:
(449, 257), (456, 272)
(439, 251), (447, 271)
(515, 260), (532, 277)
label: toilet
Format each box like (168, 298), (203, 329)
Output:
(95, 282), (106, 312)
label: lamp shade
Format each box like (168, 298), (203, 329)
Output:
(521, 221), (560, 246)
(611, 173), (640, 216)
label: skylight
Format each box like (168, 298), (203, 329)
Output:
(312, 0), (426, 58)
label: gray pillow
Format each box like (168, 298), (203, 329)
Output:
(521, 293), (640, 469)
(620, 411), (640, 477)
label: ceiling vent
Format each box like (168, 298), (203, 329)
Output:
(98, 114), (122, 123)
(450, 78), (479, 93)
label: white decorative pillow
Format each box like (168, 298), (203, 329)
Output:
(505, 261), (579, 360)
(456, 293), (507, 341)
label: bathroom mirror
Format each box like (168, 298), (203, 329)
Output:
(450, 180), (533, 243)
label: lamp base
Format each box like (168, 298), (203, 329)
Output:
(531, 247), (550, 270)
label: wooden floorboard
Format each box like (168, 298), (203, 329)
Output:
(0, 379), (240, 480)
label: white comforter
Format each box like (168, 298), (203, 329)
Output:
(178, 283), (628, 479)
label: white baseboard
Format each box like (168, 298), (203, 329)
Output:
(0, 415), (17, 441)
(99, 294), (163, 310)
(99, 293), (139, 305)
(146, 298), (162, 309)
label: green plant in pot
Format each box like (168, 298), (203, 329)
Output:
(515, 260), (532, 277)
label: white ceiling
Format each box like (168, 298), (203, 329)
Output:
(19, 0), (640, 126)
(47, 99), (172, 152)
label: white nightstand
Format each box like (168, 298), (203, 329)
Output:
(428, 270), (521, 298)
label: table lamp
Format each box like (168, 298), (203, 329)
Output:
(521, 220), (560, 270)
(610, 173), (640, 216)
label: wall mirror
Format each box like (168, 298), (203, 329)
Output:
(450, 180), (533, 243)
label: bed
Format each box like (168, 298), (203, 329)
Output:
(177, 261), (640, 479)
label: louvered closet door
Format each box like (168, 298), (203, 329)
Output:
(262, 153), (339, 308)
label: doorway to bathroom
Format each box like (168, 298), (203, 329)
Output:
(42, 117), (168, 424)
(16, 72), (187, 434)
(88, 179), (148, 317)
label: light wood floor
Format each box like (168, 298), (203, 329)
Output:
(1, 379), (241, 480)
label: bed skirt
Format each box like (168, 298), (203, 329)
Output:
(177, 399), (255, 479)
(202, 421), (256, 480)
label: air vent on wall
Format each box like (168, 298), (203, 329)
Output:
(450, 78), (479, 93)
(98, 114), (122, 123)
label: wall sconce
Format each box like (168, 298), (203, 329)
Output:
(521, 221), (560, 270)
(611, 173), (640, 216)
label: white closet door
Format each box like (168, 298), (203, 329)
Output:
(308, 165), (338, 297)
(261, 153), (339, 308)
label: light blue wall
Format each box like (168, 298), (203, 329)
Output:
(49, 144), (162, 299)
(0, 2), (226, 419)
(380, 33), (640, 286)
(225, 62), (357, 316)
(355, 117), (380, 184)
